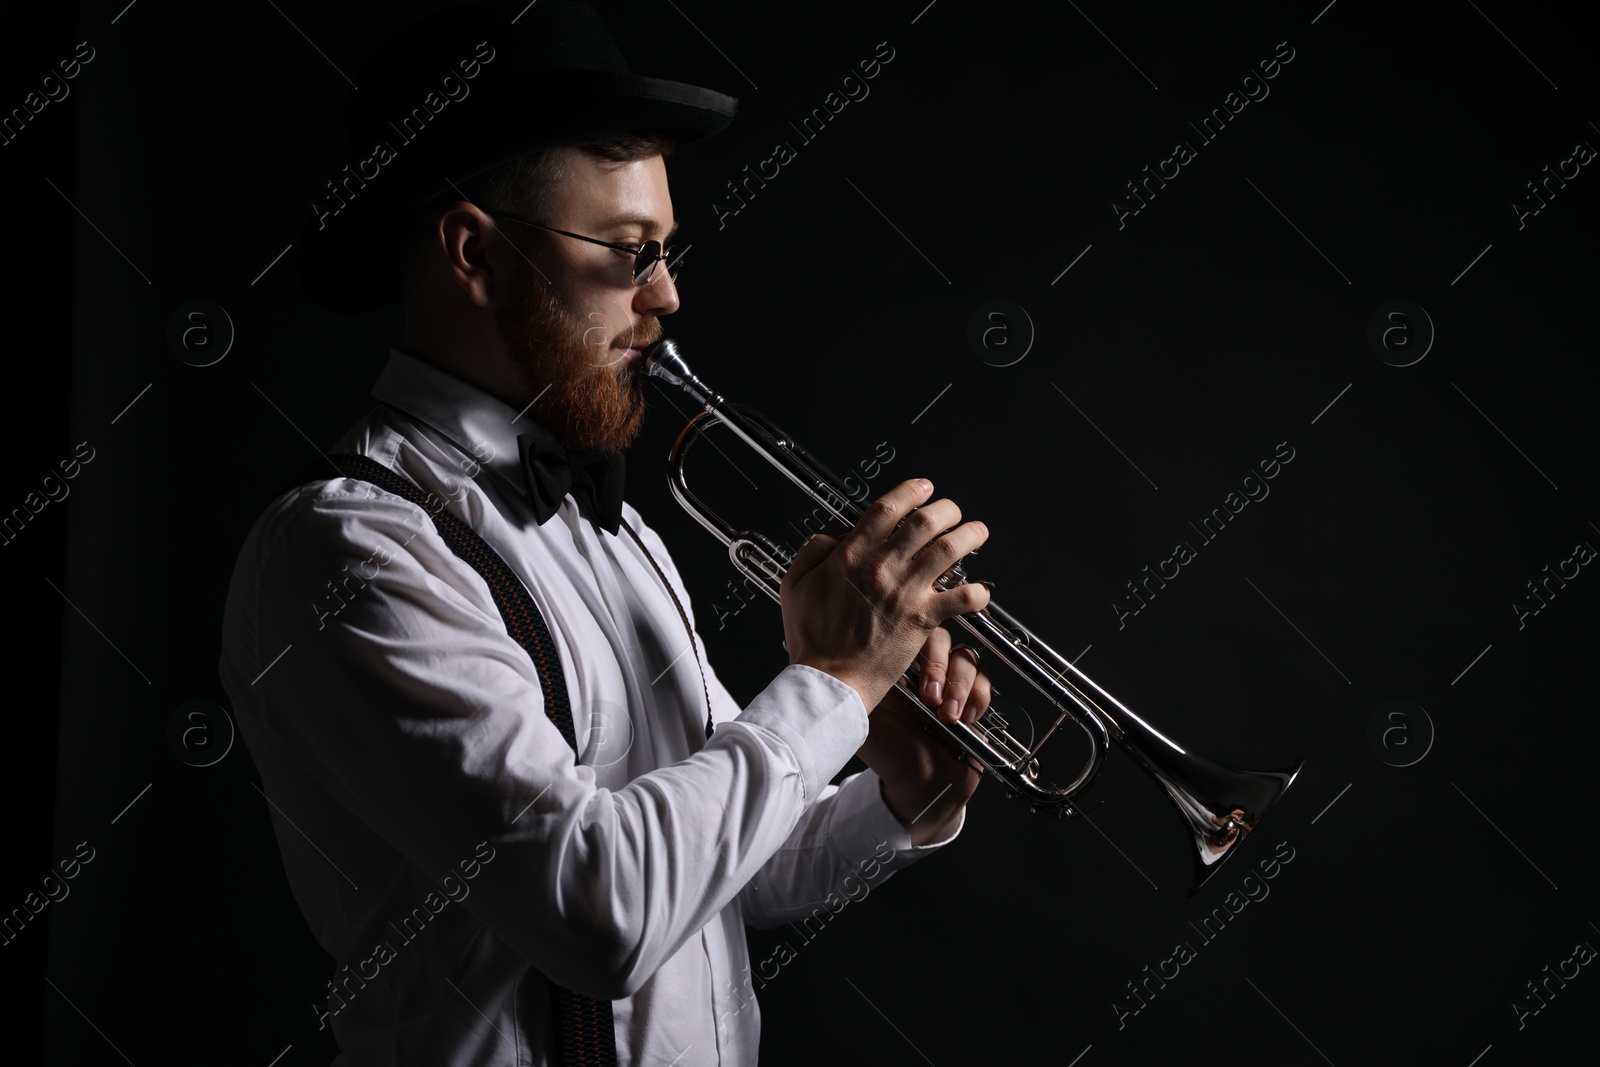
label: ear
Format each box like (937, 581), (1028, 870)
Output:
(436, 202), (511, 309)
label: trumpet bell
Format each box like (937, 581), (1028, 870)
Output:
(1138, 748), (1304, 896)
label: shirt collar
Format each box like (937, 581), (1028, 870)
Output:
(369, 347), (535, 498)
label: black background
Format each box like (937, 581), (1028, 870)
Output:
(5, 1), (1597, 1063)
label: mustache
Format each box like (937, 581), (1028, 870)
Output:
(616, 320), (661, 349)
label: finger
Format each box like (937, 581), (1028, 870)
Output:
(962, 669), (994, 724)
(842, 479), (935, 556)
(779, 532), (839, 591)
(906, 519), (990, 590)
(914, 626), (952, 707)
(939, 646), (978, 723)
(926, 575), (993, 625)
(884, 497), (963, 559)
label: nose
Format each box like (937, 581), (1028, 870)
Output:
(634, 263), (679, 318)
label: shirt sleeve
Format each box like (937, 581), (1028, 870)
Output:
(734, 767), (964, 928)
(620, 510), (965, 928)
(227, 480), (872, 1001)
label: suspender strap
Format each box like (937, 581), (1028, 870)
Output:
(284, 453), (618, 1066)
(620, 520), (714, 741)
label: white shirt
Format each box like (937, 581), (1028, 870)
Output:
(218, 348), (959, 1066)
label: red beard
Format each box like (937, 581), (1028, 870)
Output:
(494, 267), (657, 452)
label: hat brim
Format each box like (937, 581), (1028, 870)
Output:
(298, 70), (736, 314)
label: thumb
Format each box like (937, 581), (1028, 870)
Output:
(781, 532), (838, 589)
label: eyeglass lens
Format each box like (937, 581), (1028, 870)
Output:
(633, 240), (665, 285)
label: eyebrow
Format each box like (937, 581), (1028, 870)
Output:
(599, 214), (679, 241)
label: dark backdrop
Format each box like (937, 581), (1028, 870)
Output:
(5, 1), (1596, 1063)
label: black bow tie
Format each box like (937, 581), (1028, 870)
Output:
(517, 426), (627, 535)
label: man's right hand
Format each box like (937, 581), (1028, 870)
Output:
(778, 478), (991, 713)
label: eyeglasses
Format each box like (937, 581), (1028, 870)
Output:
(480, 208), (679, 285)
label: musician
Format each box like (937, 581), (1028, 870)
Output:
(219, 3), (993, 1064)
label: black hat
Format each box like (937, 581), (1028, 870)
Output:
(297, 0), (738, 313)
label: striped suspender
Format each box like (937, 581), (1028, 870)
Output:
(284, 453), (619, 1066)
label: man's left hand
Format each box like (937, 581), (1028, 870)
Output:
(857, 626), (991, 846)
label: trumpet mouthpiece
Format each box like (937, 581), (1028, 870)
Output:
(642, 338), (716, 407)
(642, 338), (687, 384)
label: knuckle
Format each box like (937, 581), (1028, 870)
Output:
(863, 560), (894, 596)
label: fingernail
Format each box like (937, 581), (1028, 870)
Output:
(917, 478), (932, 491)
(928, 681), (942, 704)
(940, 697), (960, 721)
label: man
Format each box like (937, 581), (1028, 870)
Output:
(220, 3), (993, 1063)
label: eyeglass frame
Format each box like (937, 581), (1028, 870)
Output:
(478, 207), (678, 286)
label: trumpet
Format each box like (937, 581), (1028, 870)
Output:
(643, 338), (1302, 894)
